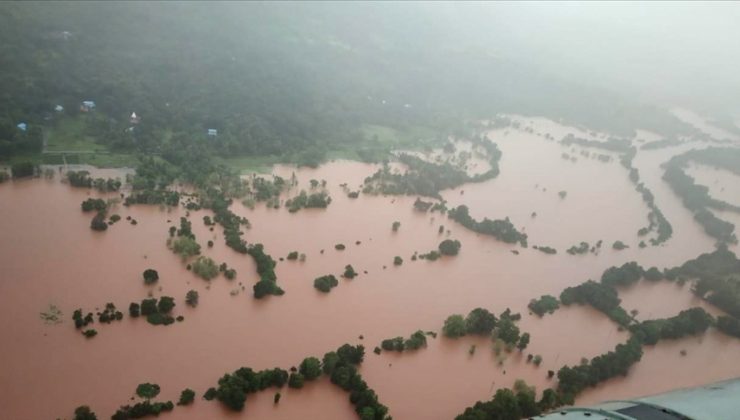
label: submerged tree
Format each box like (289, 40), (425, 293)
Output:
(73, 406), (98, 420)
(253, 278), (285, 299)
(136, 383), (161, 400)
(528, 295), (559, 316)
(185, 290), (199, 307)
(170, 237), (201, 259)
(517, 333), (530, 351)
(90, 213), (109, 231)
(464, 308), (497, 335)
(314, 275), (339, 293)
(442, 314), (467, 338)
(496, 317), (520, 346)
(288, 372), (305, 389)
(192, 256), (219, 280)
(299, 357), (322, 380)
(438, 239), (461, 256)
(177, 389), (195, 406)
(342, 264), (358, 279)
(143, 269), (159, 285)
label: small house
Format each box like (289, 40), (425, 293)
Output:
(80, 101), (96, 112)
(17, 123), (27, 131)
(54, 105), (64, 112)
(207, 129), (218, 137)
(130, 112), (140, 124)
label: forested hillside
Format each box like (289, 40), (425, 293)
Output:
(0, 2), (692, 164)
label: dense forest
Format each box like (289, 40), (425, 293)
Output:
(0, 2), (695, 166)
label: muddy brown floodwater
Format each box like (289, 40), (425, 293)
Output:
(0, 116), (739, 419)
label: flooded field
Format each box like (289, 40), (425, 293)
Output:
(685, 162), (740, 208)
(577, 330), (740, 405)
(618, 280), (724, 321)
(0, 117), (738, 419)
(442, 126), (645, 252)
(672, 107), (740, 144)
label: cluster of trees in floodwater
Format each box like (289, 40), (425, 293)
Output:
(448, 205), (527, 247)
(71, 279), (200, 338)
(56, 131), (740, 417)
(362, 138), (502, 198)
(28, 109), (740, 420)
(67, 170), (122, 192)
(663, 147), (740, 245)
(62, 232), (740, 419)
(5, 4), (739, 420)
(200, 343), (390, 419)
(73, 382), (196, 420)
(442, 308), (532, 356)
(110, 158), (288, 299)
(560, 135), (674, 247)
(379, 330), (429, 353)
(405, 197), (531, 249)
(458, 246), (740, 416)
(80, 197), (121, 231)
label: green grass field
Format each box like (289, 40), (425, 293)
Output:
(216, 155), (282, 174)
(1, 153), (44, 165)
(360, 123), (439, 148)
(45, 117), (108, 152)
(34, 116), (138, 168)
(77, 153), (139, 168)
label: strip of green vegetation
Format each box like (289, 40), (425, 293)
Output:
(204, 343), (388, 419)
(6, 152), (138, 168)
(448, 205), (527, 246)
(518, 247), (740, 410)
(441, 308), (528, 353)
(620, 148), (674, 246)
(532, 245), (557, 255)
(630, 308), (713, 345)
(0, 152), (43, 165)
(455, 380), (559, 420)
(663, 147), (740, 245)
(561, 134), (631, 152)
(379, 330), (427, 352)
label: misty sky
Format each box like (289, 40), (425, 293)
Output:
(436, 1), (740, 114)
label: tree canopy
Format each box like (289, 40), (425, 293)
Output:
(314, 275), (339, 293)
